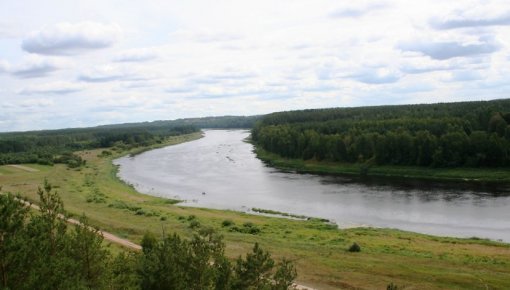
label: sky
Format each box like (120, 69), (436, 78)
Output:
(1, 0), (510, 132)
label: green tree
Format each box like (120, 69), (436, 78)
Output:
(488, 112), (507, 137)
(0, 182), (111, 290)
(231, 243), (275, 289)
(0, 193), (30, 289)
(67, 215), (110, 289)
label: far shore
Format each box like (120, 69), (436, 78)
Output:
(253, 146), (510, 184)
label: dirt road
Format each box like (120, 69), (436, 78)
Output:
(15, 197), (141, 250)
(7, 164), (39, 172)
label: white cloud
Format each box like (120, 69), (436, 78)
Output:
(400, 62), (454, 74)
(78, 65), (129, 82)
(398, 37), (500, 60)
(22, 22), (121, 55)
(10, 56), (64, 78)
(19, 81), (83, 95)
(349, 68), (401, 84)
(18, 98), (54, 108)
(114, 48), (158, 62)
(171, 28), (244, 43)
(447, 70), (484, 82)
(0, 59), (9, 73)
(431, 12), (510, 30)
(330, 2), (389, 18)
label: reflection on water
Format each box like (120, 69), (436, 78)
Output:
(114, 130), (510, 242)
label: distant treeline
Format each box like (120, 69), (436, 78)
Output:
(0, 123), (196, 166)
(0, 115), (259, 166)
(101, 115), (261, 130)
(252, 99), (510, 167)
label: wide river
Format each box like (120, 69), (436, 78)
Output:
(115, 130), (510, 242)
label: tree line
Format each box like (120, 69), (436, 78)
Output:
(0, 125), (197, 166)
(0, 183), (296, 289)
(252, 99), (510, 167)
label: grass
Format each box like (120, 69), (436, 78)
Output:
(1, 131), (510, 289)
(254, 146), (510, 183)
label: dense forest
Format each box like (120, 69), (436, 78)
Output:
(0, 115), (257, 166)
(252, 99), (510, 168)
(0, 183), (296, 290)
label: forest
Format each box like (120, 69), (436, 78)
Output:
(0, 115), (257, 166)
(252, 99), (510, 168)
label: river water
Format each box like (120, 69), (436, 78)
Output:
(114, 130), (510, 242)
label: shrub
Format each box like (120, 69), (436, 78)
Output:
(98, 150), (112, 157)
(229, 222), (261, 235)
(242, 222), (261, 235)
(222, 219), (234, 227)
(348, 242), (361, 252)
(189, 220), (201, 229)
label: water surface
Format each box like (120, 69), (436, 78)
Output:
(114, 130), (510, 242)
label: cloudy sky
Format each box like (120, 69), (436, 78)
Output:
(1, 0), (510, 132)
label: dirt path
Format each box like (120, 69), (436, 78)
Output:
(15, 197), (141, 250)
(8, 164), (39, 172)
(293, 283), (317, 290)
(64, 215), (142, 250)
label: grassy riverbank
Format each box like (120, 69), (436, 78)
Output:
(254, 146), (510, 183)
(1, 132), (510, 289)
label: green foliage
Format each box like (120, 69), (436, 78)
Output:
(252, 208), (308, 219)
(229, 222), (261, 235)
(252, 99), (510, 168)
(387, 282), (401, 290)
(139, 230), (295, 290)
(110, 252), (139, 290)
(98, 150), (113, 157)
(189, 220), (201, 229)
(0, 122), (198, 166)
(231, 242), (296, 290)
(348, 242), (361, 252)
(221, 219), (234, 227)
(108, 200), (159, 217)
(53, 152), (86, 168)
(0, 182), (110, 289)
(68, 215), (110, 289)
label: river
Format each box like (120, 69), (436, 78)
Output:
(114, 130), (510, 242)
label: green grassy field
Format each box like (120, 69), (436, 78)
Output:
(254, 146), (510, 183)
(1, 132), (510, 289)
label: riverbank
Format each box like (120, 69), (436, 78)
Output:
(254, 146), (510, 183)
(1, 132), (510, 289)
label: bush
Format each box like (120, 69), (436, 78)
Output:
(242, 222), (261, 235)
(222, 219), (234, 227)
(189, 220), (201, 229)
(229, 222), (261, 235)
(139, 231), (296, 290)
(98, 150), (112, 158)
(348, 242), (361, 252)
